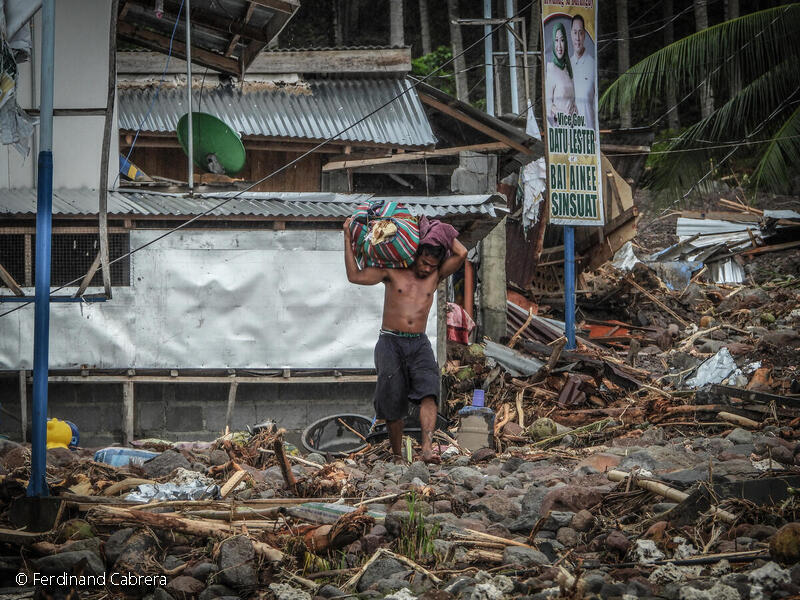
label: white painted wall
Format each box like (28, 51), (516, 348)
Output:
(0, 0), (118, 189)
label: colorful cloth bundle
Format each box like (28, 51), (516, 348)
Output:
(349, 200), (420, 268)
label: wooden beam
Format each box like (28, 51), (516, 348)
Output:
(122, 380), (135, 445)
(45, 375), (378, 384)
(118, 21), (239, 75)
(240, 39), (267, 76)
(418, 92), (533, 155)
(322, 142), (509, 171)
(225, 380), (239, 432)
(26, 108), (106, 116)
(248, 0), (299, 14)
(19, 370), (26, 442)
(24, 234), (32, 287)
(118, 48), (412, 75)
(225, 1), (257, 57)
(99, 0), (118, 299)
(351, 164), (455, 175)
(126, 0), (272, 44)
(600, 143), (651, 153)
(738, 239), (800, 256)
(119, 131), (403, 152)
(0, 227), (129, 234)
(0, 261), (24, 296)
(74, 252), (103, 298)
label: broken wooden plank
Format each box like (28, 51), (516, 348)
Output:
(322, 142), (508, 171)
(0, 260), (24, 296)
(712, 384), (800, 408)
(607, 470), (736, 523)
(274, 436), (298, 495)
(418, 92), (533, 155)
(626, 275), (689, 327)
(220, 469), (249, 499)
(738, 239), (800, 256)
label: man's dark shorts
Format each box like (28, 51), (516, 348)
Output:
(373, 331), (439, 421)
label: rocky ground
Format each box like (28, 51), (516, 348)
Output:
(1, 192), (799, 599)
(2, 389), (800, 600)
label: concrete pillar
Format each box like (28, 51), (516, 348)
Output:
(451, 152), (506, 342)
(480, 217), (507, 342)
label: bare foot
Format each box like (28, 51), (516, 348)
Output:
(420, 450), (441, 464)
(392, 454), (410, 465)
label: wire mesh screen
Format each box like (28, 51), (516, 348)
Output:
(0, 232), (130, 289)
(0, 234), (27, 286)
(41, 233), (130, 287)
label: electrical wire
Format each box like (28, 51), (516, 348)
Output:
(603, 131), (800, 157)
(0, 2), (534, 319)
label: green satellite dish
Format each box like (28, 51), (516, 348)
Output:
(177, 112), (246, 176)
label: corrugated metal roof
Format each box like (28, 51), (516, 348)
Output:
(0, 189), (501, 219)
(118, 78), (436, 148)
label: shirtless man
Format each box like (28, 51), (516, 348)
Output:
(343, 217), (467, 463)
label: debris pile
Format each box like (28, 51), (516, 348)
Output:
(1, 199), (800, 599)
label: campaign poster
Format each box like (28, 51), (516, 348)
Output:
(542, 0), (604, 226)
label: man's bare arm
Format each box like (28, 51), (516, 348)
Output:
(343, 217), (388, 285)
(438, 238), (468, 280)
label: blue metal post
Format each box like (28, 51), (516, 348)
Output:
(28, 0), (55, 498)
(564, 225), (576, 350)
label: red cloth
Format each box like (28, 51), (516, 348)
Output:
(446, 302), (475, 344)
(418, 216), (459, 254)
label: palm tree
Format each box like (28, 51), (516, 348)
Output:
(601, 3), (800, 197)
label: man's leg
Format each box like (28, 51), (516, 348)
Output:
(419, 396), (439, 463)
(387, 419), (405, 462)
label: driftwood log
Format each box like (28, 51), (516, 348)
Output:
(88, 504), (284, 562)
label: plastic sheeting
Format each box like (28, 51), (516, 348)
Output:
(126, 481), (219, 503)
(519, 158), (546, 232)
(611, 241), (641, 271)
(686, 348), (745, 388)
(0, 230), (436, 369)
(484, 340), (545, 377)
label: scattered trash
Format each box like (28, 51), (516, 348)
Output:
(93, 447), (160, 467)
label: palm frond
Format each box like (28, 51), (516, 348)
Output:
(752, 103), (800, 192)
(654, 59), (800, 152)
(600, 3), (800, 117)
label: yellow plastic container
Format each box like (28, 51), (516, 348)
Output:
(46, 418), (73, 449)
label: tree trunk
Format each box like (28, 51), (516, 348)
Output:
(333, 0), (344, 46)
(616, 0), (632, 128)
(725, 0), (741, 97)
(448, 0), (469, 102)
(390, 0), (405, 47)
(664, 0), (680, 130)
(419, 0), (431, 55)
(694, 0), (714, 118)
(527, 0), (540, 113)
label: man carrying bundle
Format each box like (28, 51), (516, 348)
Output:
(343, 216), (467, 464)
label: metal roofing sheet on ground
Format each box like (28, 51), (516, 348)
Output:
(0, 189), (502, 219)
(118, 78), (436, 148)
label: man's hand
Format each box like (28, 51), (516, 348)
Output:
(343, 217), (353, 238)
